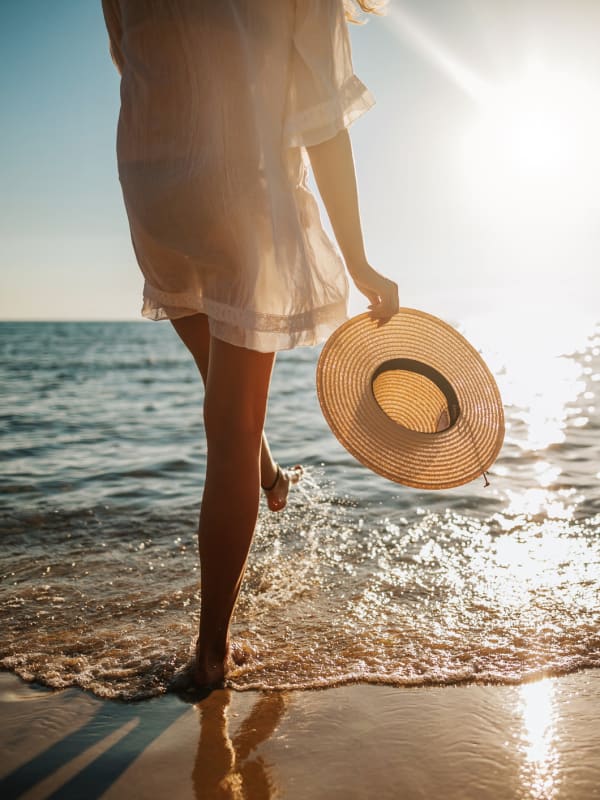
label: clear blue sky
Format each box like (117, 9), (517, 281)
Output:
(2, 0), (600, 321)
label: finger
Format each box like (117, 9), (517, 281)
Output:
(369, 303), (394, 320)
(386, 285), (400, 315)
(370, 296), (398, 320)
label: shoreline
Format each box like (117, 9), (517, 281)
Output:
(2, 668), (599, 799)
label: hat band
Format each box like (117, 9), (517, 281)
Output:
(370, 358), (461, 433)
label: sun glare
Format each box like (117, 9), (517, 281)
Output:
(520, 679), (559, 798)
(459, 59), (600, 221)
(385, 4), (600, 297)
(462, 307), (589, 451)
(386, 6), (600, 195)
(469, 61), (582, 176)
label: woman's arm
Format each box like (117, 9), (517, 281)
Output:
(306, 129), (399, 318)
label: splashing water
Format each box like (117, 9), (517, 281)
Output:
(1, 320), (600, 698)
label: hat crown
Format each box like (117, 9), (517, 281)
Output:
(371, 357), (460, 435)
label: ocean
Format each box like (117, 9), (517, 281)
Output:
(1, 316), (599, 699)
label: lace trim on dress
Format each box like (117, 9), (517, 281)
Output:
(207, 314), (347, 352)
(141, 283), (348, 352)
(284, 74), (375, 148)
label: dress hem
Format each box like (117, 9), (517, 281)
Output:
(141, 284), (348, 353)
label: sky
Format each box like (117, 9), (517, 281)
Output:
(1, 0), (600, 322)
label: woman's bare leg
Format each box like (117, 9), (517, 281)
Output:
(196, 334), (275, 685)
(170, 314), (300, 509)
(169, 314), (286, 683)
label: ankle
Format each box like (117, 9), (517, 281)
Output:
(261, 463), (280, 492)
(196, 632), (229, 661)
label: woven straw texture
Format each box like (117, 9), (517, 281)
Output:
(316, 309), (505, 489)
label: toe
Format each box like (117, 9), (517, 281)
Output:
(288, 465), (304, 484)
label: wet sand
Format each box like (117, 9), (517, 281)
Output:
(1, 670), (599, 799)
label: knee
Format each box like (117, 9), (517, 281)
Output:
(201, 338), (273, 449)
(203, 398), (265, 447)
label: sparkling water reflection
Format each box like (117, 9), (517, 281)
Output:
(520, 679), (559, 799)
(1, 316), (599, 697)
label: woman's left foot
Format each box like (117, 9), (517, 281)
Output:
(262, 464), (303, 512)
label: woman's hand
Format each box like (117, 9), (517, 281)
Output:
(349, 262), (399, 320)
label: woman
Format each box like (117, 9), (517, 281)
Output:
(102, 0), (399, 688)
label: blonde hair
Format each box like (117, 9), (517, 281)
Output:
(344, 0), (387, 24)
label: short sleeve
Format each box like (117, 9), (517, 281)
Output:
(283, 0), (375, 148)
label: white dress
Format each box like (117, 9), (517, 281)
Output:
(102, 0), (374, 352)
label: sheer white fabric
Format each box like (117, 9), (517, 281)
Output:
(102, 0), (375, 352)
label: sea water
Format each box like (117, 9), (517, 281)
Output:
(1, 317), (599, 698)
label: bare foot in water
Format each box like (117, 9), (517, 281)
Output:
(262, 465), (303, 512)
(193, 654), (227, 689)
(193, 640), (251, 688)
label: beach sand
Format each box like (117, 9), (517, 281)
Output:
(1, 669), (599, 799)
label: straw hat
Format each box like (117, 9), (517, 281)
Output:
(316, 308), (504, 489)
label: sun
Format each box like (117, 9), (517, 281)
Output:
(485, 80), (573, 176)
(459, 59), (600, 210)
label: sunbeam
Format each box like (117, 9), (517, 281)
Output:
(385, 3), (488, 102)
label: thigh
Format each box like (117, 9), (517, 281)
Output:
(170, 313), (211, 382)
(204, 336), (275, 438)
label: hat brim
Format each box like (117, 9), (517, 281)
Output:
(316, 309), (505, 490)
